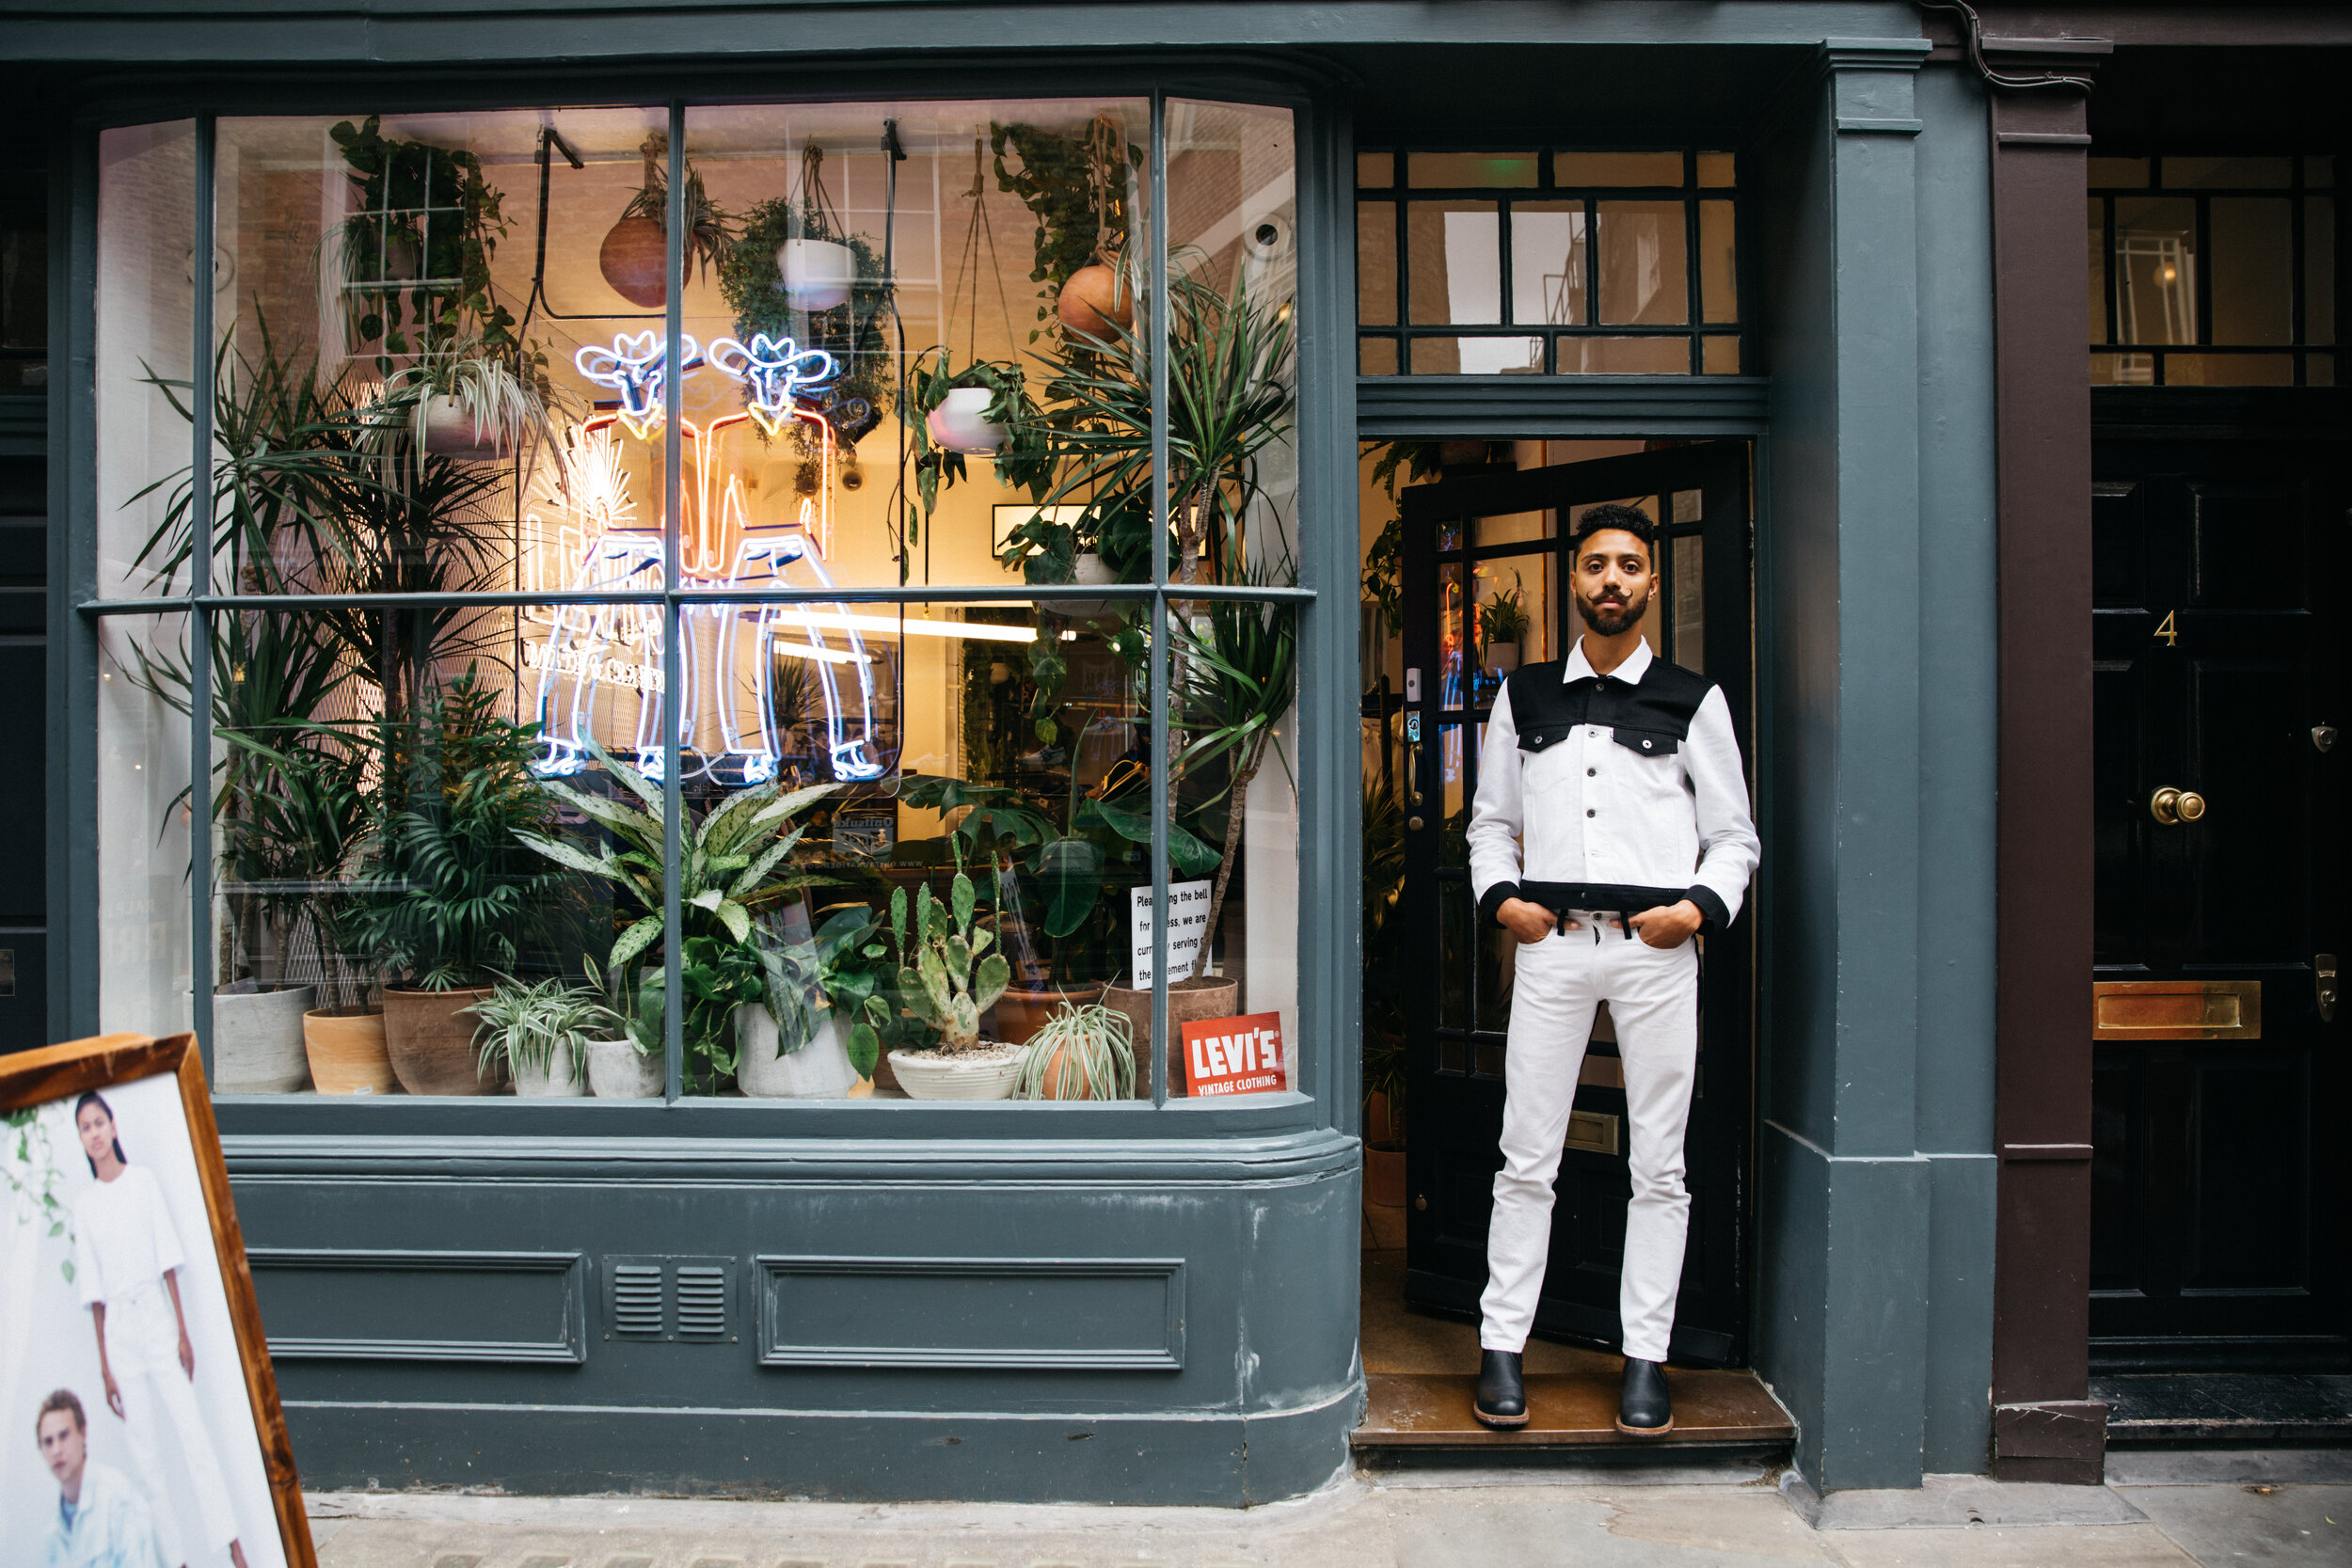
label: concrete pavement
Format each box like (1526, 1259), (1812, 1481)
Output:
(305, 1449), (2350, 1568)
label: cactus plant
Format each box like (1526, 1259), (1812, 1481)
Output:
(898, 872), (1012, 1052)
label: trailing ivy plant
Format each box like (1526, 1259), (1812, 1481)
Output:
(719, 197), (895, 449)
(904, 347), (1053, 547)
(328, 117), (521, 368)
(990, 119), (1143, 341)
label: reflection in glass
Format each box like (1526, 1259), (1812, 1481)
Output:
(1510, 203), (1585, 326)
(1558, 337), (1687, 374)
(1672, 533), (1706, 675)
(1702, 337), (1740, 374)
(2310, 198), (2334, 346)
(1439, 878), (1468, 1029)
(1412, 335), (1540, 374)
(1409, 152), (1535, 188)
(1359, 200), (1397, 324)
(1408, 201), (1501, 325)
(1596, 201), (1689, 325)
(1359, 337), (1400, 374)
(1699, 200), (1737, 324)
(2166, 353), (2294, 388)
(1555, 152), (1683, 187)
(2088, 198), (2109, 342)
(97, 122), (196, 600)
(2115, 198), (2198, 344)
(1359, 151), (1394, 188)
(98, 617), (192, 1036)
(1696, 152), (1735, 189)
(2165, 156), (2291, 189)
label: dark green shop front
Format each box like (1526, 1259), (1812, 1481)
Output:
(24, 2), (2020, 1503)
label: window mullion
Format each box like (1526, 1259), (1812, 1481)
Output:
(1149, 90), (1171, 1110)
(661, 100), (686, 1105)
(190, 112), (217, 1083)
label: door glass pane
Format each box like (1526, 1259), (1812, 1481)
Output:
(1596, 201), (1688, 325)
(2088, 198), (2110, 342)
(1477, 919), (1513, 1037)
(96, 121), (195, 602)
(2115, 198), (2199, 344)
(1438, 721), (1466, 866)
(1698, 199), (1737, 324)
(2209, 198), (2293, 345)
(1358, 200), (1397, 324)
(1438, 560), (1466, 705)
(1510, 202), (1585, 326)
(1438, 877), (1468, 1030)
(2165, 353), (2294, 387)
(1672, 533), (1706, 675)
(99, 615), (192, 1036)
(1407, 201), (1500, 324)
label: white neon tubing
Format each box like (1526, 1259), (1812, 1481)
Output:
(769, 610), (1037, 643)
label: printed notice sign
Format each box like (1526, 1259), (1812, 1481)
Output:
(1179, 1012), (1289, 1098)
(1129, 879), (1213, 988)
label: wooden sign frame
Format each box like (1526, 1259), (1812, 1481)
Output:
(2, 1033), (315, 1568)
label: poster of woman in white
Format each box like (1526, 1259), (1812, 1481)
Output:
(3, 1074), (285, 1568)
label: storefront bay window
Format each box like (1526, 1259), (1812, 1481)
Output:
(87, 96), (1308, 1113)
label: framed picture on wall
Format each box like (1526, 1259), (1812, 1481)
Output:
(1, 1033), (314, 1568)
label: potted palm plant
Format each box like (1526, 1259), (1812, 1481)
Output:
(1480, 571), (1529, 674)
(469, 972), (624, 1098)
(345, 669), (560, 1096)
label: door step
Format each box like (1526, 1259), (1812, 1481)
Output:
(1352, 1370), (1794, 1450)
(2094, 1372), (2352, 1445)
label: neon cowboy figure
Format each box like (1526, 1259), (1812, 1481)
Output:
(525, 329), (885, 785)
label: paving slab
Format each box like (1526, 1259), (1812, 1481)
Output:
(1820, 1524), (2199, 1567)
(1780, 1472), (2148, 1529)
(2116, 1483), (2351, 1568)
(2105, 1449), (2352, 1488)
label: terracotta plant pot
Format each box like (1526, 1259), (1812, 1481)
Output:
(204, 982), (314, 1094)
(736, 1006), (860, 1099)
(599, 214), (669, 308)
(1057, 262), (1133, 339)
(1099, 975), (1241, 1094)
(1485, 641), (1520, 674)
(381, 985), (501, 1097)
(925, 386), (1005, 454)
(586, 1037), (662, 1099)
(1365, 1145), (1408, 1208)
(301, 1008), (394, 1096)
(886, 1043), (1024, 1100)
(776, 237), (855, 310)
(992, 982), (1106, 1047)
(1364, 1087), (1399, 1146)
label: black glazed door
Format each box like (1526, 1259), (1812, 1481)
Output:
(2090, 437), (2349, 1369)
(1397, 442), (1752, 1365)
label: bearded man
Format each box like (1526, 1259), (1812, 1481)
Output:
(1464, 503), (1760, 1435)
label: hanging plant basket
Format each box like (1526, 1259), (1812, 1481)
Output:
(1057, 261), (1133, 339)
(926, 386), (1007, 454)
(599, 214), (668, 307)
(599, 131), (730, 311)
(777, 235), (856, 310)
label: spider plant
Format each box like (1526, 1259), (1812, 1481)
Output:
(469, 971), (625, 1087)
(1015, 1001), (1136, 1101)
(381, 331), (556, 464)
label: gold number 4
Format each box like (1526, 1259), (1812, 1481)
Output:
(2154, 610), (2178, 646)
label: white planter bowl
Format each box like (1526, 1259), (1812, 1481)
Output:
(512, 1050), (588, 1098)
(202, 983), (315, 1094)
(1059, 551), (1120, 618)
(925, 386), (1006, 454)
(422, 394), (512, 460)
(585, 1036), (662, 1099)
(776, 238), (855, 310)
(887, 1044), (1025, 1101)
(736, 1006), (860, 1098)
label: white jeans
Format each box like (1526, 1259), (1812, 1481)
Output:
(1479, 914), (1699, 1364)
(108, 1283), (240, 1562)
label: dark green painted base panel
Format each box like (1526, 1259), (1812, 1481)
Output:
(282, 1388), (1359, 1506)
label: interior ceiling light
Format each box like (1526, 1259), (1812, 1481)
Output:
(771, 610), (1035, 643)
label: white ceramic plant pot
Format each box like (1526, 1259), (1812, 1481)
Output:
(201, 983), (315, 1094)
(1486, 641), (1520, 674)
(422, 394), (510, 460)
(1061, 551), (1120, 618)
(886, 1043), (1025, 1101)
(585, 1036), (662, 1099)
(735, 1006), (859, 1099)
(776, 237), (855, 310)
(512, 1049), (588, 1099)
(925, 386), (1006, 454)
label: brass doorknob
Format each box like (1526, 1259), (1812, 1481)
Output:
(2175, 789), (2207, 822)
(2150, 786), (2207, 826)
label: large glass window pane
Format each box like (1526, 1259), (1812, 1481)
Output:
(99, 615), (192, 1037)
(97, 122), (196, 601)
(2209, 198), (2293, 345)
(0, 166), (43, 391)
(2114, 198), (2198, 345)
(1358, 200), (1397, 325)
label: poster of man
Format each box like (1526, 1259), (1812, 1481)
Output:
(3, 1037), (307, 1568)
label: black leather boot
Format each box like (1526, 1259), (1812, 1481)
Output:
(1474, 1349), (1528, 1429)
(1616, 1356), (1674, 1434)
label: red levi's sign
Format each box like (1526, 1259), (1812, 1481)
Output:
(1178, 1012), (1289, 1098)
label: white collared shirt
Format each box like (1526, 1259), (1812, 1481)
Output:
(1467, 637), (1759, 926)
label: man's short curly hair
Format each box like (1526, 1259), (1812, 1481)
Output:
(1569, 502), (1658, 563)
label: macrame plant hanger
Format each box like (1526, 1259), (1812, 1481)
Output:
(944, 135), (1020, 368)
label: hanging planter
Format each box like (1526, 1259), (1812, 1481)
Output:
(599, 131), (729, 311)
(422, 393), (511, 460)
(777, 236), (855, 310)
(926, 386), (1007, 454)
(1057, 261), (1133, 340)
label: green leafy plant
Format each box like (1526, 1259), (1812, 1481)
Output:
(5, 1103), (77, 1284)
(720, 197), (893, 447)
(905, 347), (1052, 547)
(381, 331), (557, 465)
(514, 741), (837, 1088)
(990, 117), (1143, 340)
(327, 116), (520, 366)
(469, 971), (625, 1086)
(212, 729), (376, 1011)
(616, 130), (730, 284)
(1479, 571), (1529, 650)
(1015, 1001), (1136, 1101)
(342, 668), (560, 992)
(826, 889), (935, 1078)
(894, 872), (1012, 1053)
